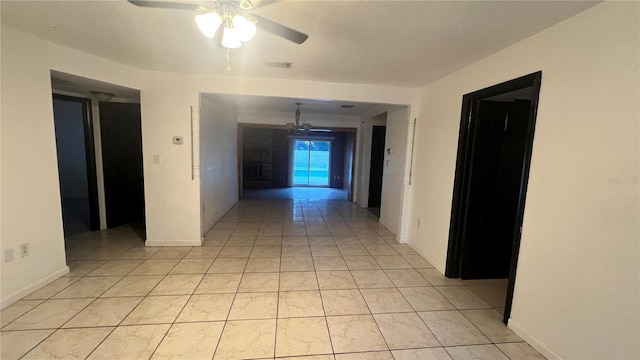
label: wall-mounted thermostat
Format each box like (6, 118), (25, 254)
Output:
(173, 136), (184, 145)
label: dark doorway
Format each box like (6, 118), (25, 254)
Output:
(100, 102), (146, 231)
(446, 72), (542, 323)
(368, 125), (386, 216)
(52, 95), (100, 236)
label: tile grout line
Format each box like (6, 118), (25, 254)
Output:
(147, 250), (218, 359)
(310, 238), (337, 358)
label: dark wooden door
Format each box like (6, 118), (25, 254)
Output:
(460, 100), (531, 279)
(368, 126), (386, 208)
(100, 102), (145, 228)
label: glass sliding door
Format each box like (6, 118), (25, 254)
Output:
(293, 139), (331, 186)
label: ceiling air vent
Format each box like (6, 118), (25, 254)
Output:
(264, 60), (293, 69)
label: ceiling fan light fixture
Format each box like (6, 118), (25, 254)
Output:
(195, 12), (222, 38)
(232, 15), (256, 42)
(221, 26), (242, 48)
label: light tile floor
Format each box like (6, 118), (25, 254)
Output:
(1, 199), (546, 360)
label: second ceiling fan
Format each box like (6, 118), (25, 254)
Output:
(128, 0), (308, 49)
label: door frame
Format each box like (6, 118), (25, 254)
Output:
(445, 71), (542, 323)
(52, 94), (100, 231)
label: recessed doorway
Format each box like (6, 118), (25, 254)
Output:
(446, 71), (542, 323)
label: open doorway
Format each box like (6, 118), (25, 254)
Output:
(368, 125), (386, 216)
(446, 72), (542, 323)
(51, 71), (146, 260)
(52, 94), (100, 236)
(100, 102), (146, 235)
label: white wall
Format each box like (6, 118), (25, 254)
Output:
(200, 96), (239, 235)
(379, 108), (409, 236)
(409, 2), (639, 359)
(0, 25), (69, 307)
(139, 74), (202, 246)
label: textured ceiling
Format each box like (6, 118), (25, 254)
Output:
(2, 0), (598, 88)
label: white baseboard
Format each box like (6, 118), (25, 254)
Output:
(202, 200), (238, 237)
(145, 239), (203, 247)
(378, 217), (391, 230)
(508, 318), (562, 360)
(405, 240), (446, 274)
(1, 266), (70, 309)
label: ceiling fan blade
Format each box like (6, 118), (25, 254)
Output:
(251, 14), (308, 44)
(127, 0), (203, 11)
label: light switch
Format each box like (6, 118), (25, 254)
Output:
(153, 154), (161, 164)
(173, 136), (184, 145)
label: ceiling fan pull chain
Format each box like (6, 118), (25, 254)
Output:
(225, 49), (232, 72)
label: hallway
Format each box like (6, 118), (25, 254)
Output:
(1, 199), (543, 359)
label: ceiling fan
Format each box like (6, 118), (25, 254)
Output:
(127, 0), (308, 49)
(286, 103), (333, 138)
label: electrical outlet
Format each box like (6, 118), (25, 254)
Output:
(20, 243), (29, 257)
(4, 249), (14, 263)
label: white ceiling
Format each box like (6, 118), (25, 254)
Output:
(206, 93), (401, 116)
(2, 0), (598, 88)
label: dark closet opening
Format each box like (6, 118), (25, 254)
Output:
(446, 72), (542, 323)
(368, 125), (386, 216)
(100, 102), (146, 234)
(52, 94), (100, 236)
